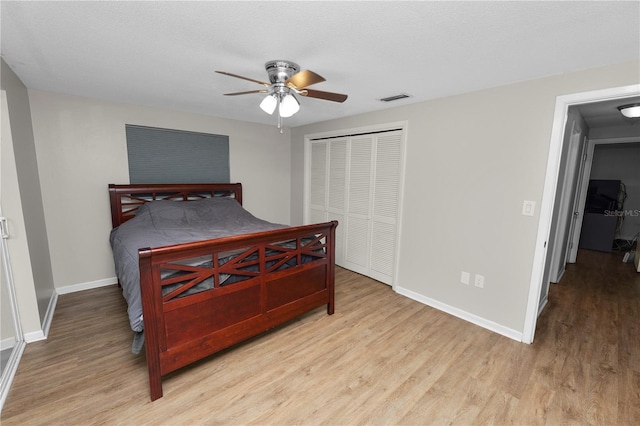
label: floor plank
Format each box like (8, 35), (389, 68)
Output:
(2, 250), (639, 425)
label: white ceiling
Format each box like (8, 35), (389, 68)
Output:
(1, 1), (639, 128)
(575, 96), (640, 130)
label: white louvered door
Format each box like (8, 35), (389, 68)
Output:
(327, 138), (347, 263)
(369, 132), (402, 281)
(309, 141), (328, 225)
(306, 129), (403, 285)
(344, 136), (374, 274)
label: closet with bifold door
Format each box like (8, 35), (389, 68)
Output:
(306, 127), (404, 285)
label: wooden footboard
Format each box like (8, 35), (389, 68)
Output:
(138, 221), (338, 401)
(109, 183), (338, 401)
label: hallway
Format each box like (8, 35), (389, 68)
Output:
(533, 248), (640, 423)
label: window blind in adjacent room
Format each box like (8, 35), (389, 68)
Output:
(125, 125), (230, 184)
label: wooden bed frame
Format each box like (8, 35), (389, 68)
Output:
(109, 183), (337, 401)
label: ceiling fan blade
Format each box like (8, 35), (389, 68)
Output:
(300, 89), (348, 103)
(286, 70), (326, 89)
(216, 70), (270, 87)
(223, 90), (268, 96)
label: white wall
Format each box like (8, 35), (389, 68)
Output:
(590, 142), (640, 240)
(28, 90), (292, 291)
(590, 124), (640, 139)
(2, 89), (35, 341)
(1, 60), (54, 338)
(1, 265), (15, 343)
(291, 61), (640, 337)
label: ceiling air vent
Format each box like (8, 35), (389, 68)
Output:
(379, 93), (411, 102)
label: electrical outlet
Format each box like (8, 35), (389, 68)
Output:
(474, 274), (485, 288)
(461, 271), (470, 285)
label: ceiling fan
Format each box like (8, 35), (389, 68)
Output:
(216, 60), (348, 130)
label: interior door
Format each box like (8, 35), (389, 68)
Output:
(343, 135), (374, 273)
(369, 131), (402, 282)
(566, 135), (588, 263)
(549, 121), (583, 283)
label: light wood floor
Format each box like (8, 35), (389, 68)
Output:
(2, 250), (639, 425)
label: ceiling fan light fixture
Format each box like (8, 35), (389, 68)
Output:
(617, 103), (640, 119)
(260, 94), (277, 115)
(218, 60), (348, 130)
(279, 93), (300, 118)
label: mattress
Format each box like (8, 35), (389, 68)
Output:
(109, 197), (288, 333)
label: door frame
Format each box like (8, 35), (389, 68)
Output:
(548, 119), (585, 283)
(568, 136), (640, 259)
(0, 90), (27, 411)
(303, 121), (408, 289)
(522, 83), (640, 344)
(566, 133), (588, 264)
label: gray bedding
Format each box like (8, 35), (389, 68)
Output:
(109, 197), (287, 333)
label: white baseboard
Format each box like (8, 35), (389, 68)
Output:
(538, 295), (549, 317)
(20, 278), (116, 344)
(21, 278), (117, 344)
(41, 290), (58, 338)
(394, 285), (523, 342)
(19, 291), (58, 344)
(24, 329), (45, 343)
(552, 267), (565, 284)
(56, 276), (117, 295)
(0, 340), (25, 411)
(0, 337), (15, 351)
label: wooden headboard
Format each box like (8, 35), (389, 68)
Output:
(108, 183), (243, 228)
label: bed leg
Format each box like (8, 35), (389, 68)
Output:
(149, 372), (163, 401)
(146, 340), (163, 401)
(139, 252), (164, 401)
(327, 221), (337, 316)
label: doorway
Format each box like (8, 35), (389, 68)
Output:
(523, 84), (640, 344)
(573, 140), (640, 253)
(548, 104), (640, 286)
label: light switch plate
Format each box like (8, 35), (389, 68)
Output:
(522, 200), (535, 216)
